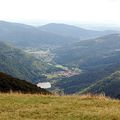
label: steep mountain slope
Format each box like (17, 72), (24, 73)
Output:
(0, 41), (60, 83)
(0, 72), (50, 94)
(81, 71), (120, 99)
(39, 23), (117, 40)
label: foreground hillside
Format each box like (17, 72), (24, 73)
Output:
(0, 72), (50, 94)
(0, 94), (119, 120)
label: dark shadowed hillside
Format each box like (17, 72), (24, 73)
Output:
(0, 72), (50, 94)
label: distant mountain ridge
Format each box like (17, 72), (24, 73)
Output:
(0, 21), (79, 48)
(39, 23), (118, 40)
(0, 21), (118, 48)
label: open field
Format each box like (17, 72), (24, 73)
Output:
(0, 94), (120, 120)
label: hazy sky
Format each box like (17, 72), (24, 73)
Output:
(0, 0), (120, 26)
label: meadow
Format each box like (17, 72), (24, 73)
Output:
(0, 93), (120, 120)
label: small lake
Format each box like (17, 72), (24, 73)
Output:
(37, 82), (51, 89)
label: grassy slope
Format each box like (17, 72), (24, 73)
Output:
(0, 94), (120, 120)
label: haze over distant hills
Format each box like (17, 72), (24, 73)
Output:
(0, 21), (79, 48)
(39, 23), (118, 40)
(0, 21), (118, 48)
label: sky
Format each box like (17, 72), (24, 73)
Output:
(0, 0), (120, 27)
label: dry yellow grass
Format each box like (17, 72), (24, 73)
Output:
(0, 93), (120, 120)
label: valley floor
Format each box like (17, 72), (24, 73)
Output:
(0, 94), (120, 120)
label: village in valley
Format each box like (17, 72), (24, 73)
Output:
(46, 70), (80, 79)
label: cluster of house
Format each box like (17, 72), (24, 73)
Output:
(37, 70), (79, 89)
(51, 70), (79, 78)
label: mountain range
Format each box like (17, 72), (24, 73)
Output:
(0, 21), (117, 48)
(0, 21), (120, 98)
(39, 23), (117, 40)
(0, 21), (78, 48)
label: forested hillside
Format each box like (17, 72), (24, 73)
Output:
(81, 71), (120, 99)
(0, 41), (60, 83)
(54, 34), (120, 68)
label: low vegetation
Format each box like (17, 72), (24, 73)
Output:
(0, 93), (119, 120)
